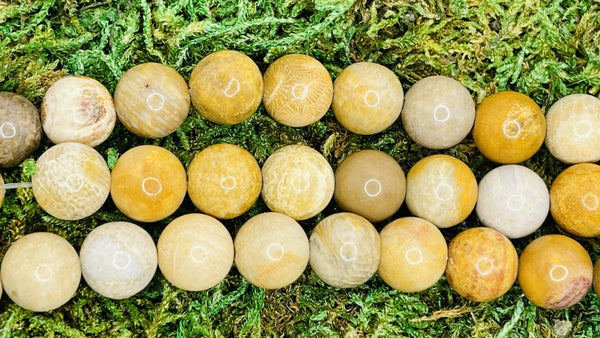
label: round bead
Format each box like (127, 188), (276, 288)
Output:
(518, 234), (592, 309)
(189, 50), (263, 124)
(263, 54), (333, 127)
(545, 94), (600, 163)
(110, 145), (187, 223)
(41, 76), (116, 146)
(446, 227), (518, 302)
(309, 212), (380, 288)
(594, 258), (600, 298)
(234, 212), (309, 289)
(261, 145), (335, 220)
(0, 92), (42, 168)
(32, 142), (111, 220)
(550, 163), (600, 237)
(476, 164), (549, 238)
(378, 217), (447, 292)
(158, 214), (233, 291)
(0, 174), (4, 208)
(401, 76), (475, 149)
(114, 62), (190, 138)
(334, 149), (406, 223)
(187, 144), (262, 219)
(405, 154), (478, 228)
(473, 91), (546, 163)
(0, 232), (81, 312)
(80, 221), (157, 299)
(332, 62), (404, 135)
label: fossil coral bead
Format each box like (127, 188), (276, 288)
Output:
(263, 54), (333, 127)
(32, 142), (111, 220)
(332, 62), (404, 135)
(114, 63), (190, 138)
(0, 92), (42, 168)
(0, 232), (81, 312)
(41, 76), (116, 146)
(110, 145), (187, 223)
(189, 50), (263, 124)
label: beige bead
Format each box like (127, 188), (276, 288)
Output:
(41, 76), (116, 146)
(309, 212), (380, 288)
(333, 62), (404, 135)
(32, 142), (111, 220)
(114, 63), (190, 138)
(261, 145), (334, 220)
(187, 144), (262, 219)
(80, 221), (157, 299)
(1, 232), (81, 312)
(0, 92), (42, 168)
(189, 50), (263, 124)
(401, 76), (475, 149)
(158, 214), (233, 291)
(234, 212), (309, 289)
(263, 54), (333, 127)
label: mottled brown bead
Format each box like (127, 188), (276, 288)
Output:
(0, 92), (42, 168)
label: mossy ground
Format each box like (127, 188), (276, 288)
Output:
(1, 0), (600, 336)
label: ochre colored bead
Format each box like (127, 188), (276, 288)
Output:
(0, 92), (42, 168)
(110, 145), (187, 222)
(473, 91), (545, 163)
(332, 62), (403, 135)
(518, 234), (592, 309)
(189, 50), (263, 124)
(446, 227), (518, 302)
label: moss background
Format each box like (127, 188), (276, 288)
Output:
(1, 0), (600, 336)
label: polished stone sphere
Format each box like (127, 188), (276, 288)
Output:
(0, 92), (42, 168)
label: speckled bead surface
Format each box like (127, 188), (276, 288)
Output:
(0, 92), (42, 168)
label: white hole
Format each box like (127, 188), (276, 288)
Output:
(220, 176), (237, 190)
(435, 183), (454, 201)
(476, 257), (494, 276)
(35, 264), (53, 282)
(0, 122), (16, 139)
(433, 104), (450, 122)
(290, 83), (309, 100)
(405, 247), (423, 265)
(363, 90), (380, 108)
(146, 93), (165, 111)
(582, 193), (598, 211)
(339, 241), (358, 262)
(66, 174), (84, 192)
(223, 78), (241, 97)
(141, 177), (162, 196)
(549, 264), (568, 282)
(266, 243), (285, 261)
(190, 245), (208, 263)
(574, 120), (592, 137)
(72, 107), (93, 125)
(291, 173), (310, 193)
(364, 179), (382, 197)
(502, 120), (521, 139)
(112, 251), (132, 270)
(506, 194), (525, 211)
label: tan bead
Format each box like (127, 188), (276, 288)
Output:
(261, 144), (334, 220)
(519, 234), (592, 309)
(80, 222), (157, 299)
(309, 212), (380, 288)
(110, 145), (187, 223)
(114, 63), (190, 138)
(32, 142), (111, 220)
(0, 92), (42, 168)
(334, 149), (406, 223)
(158, 214), (233, 291)
(405, 154), (478, 228)
(187, 144), (262, 219)
(0, 232), (81, 312)
(545, 94), (600, 163)
(234, 212), (309, 289)
(189, 50), (263, 124)
(263, 54), (333, 127)
(446, 227), (518, 302)
(41, 76), (116, 146)
(401, 76), (475, 149)
(378, 217), (447, 292)
(550, 163), (600, 237)
(473, 91), (545, 163)
(332, 62), (404, 135)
